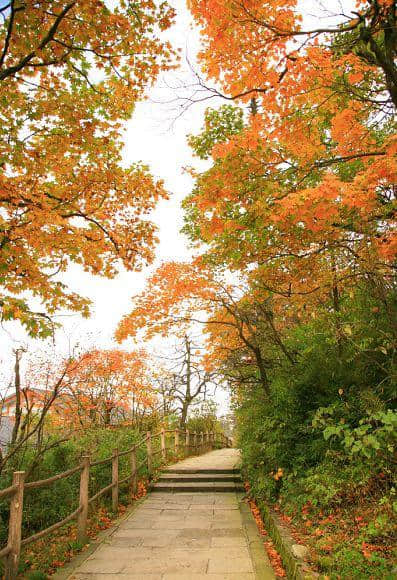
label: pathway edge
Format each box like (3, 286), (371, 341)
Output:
(238, 492), (276, 580)
(256, 499), (317, 580)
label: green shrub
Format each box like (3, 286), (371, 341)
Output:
(234, 288), (396, 577)
(26, 572), (48, 580)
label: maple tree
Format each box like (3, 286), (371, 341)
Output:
(176, 5), (397, 574)
(0, 0), (175, 336)
(65, 348), (156, 427)
(116, 260), (295, 395)
(189, 0), (396, 106)
(183, 0), (396, 324)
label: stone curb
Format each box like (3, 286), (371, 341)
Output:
(238, 493), (276, 580)
(256, 499), (317, 580)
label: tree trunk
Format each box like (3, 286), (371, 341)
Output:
(253, 346), (270, 396)
(11, 349), (24, 446)
(180, 336), (192, 429)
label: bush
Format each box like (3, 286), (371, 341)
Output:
(234, 288), (397, 577)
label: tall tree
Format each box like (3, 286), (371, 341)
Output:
(0, 0), (175, 336)
(169, 336), (216, 428)
(184, 0), (396, 308)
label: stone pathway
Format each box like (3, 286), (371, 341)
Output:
(67, 449), (275, 580)
(164, 449), (241, 472)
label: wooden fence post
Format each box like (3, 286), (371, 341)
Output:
(5, 471), (25, 580)
(160, 428), (166, 461)
(200, 431), (204, 453)
(130, 445), (138, 496)
(192, 431), (196, 454)
(112, 448), (119, 512)
(146, 431), (153, 478)
(174, 428), (179, 456)
(77, 456), (90, 544)
(186, 429), (190, 456)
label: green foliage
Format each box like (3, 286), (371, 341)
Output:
(188, 105), (244, 159)
(234, 287), (397, 576)
(26, 572), (48, 580)
(186, 401), (225, 448)
(187, 400), (220, 432)
(318, 544), (391, 579)
(314, 407), (396, 465)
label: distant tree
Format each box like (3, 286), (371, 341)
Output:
(65, 349), (156, 428)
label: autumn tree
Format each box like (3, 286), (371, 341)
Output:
(183, 0), (396, 322)
(0, 349), (82, 475)
(0, 0), (175, 336)
(170, 6), (397, 569)
(164, 336), (217, 428)
(116, 260), (296, 395)
(118, 0), (396, 405)
(189, 0), (396, 105)
(65, 349), (156, 428)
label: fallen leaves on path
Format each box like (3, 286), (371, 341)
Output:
(245, 483), (287, 578)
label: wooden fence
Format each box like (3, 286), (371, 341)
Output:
(0, 428), (232, 578)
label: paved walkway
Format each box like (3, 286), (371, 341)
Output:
(67, 450), (275, 580)
(165, 449), (241, 472)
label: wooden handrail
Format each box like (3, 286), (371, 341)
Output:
(90, 455), (113, 468)
(0, 426), (230, 575)
(117, 447), (133, 458)
(88, 481), (116, 505)
(0, 484), (17, 500)
(24, 465), (82, 489)
(4, 471), (24, 579)
(21, 506), (82, 547)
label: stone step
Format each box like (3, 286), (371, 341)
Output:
(159, 473), (241, 483)
(151, 481), (245, 493)
(163, 468), (240, 474)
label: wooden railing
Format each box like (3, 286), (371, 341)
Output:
(0, 428), (232, 578)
